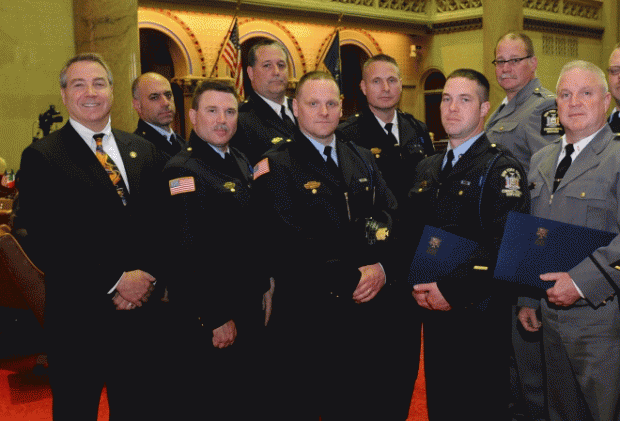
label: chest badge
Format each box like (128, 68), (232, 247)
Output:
(224, 181), (236, 192)
(370, 147), (382, 158)
(304, 180), (321, 194)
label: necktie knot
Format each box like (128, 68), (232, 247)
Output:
(384, 123), (393, 134)
(323, 146), (333, 160)
(93, 133), (104, 147)
(439, 149), (454, 180)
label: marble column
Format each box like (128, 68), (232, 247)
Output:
(73, 0), (139, 132)
(483, 0), (523, 111)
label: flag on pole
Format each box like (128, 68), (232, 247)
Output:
(323, 31), (342, 93)
(222, 18), (244, 99)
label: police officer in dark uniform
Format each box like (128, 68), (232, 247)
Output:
(337, 53), (427, 416)
(233, 40), (296, 165)
(132, 72), (186, 157)
(408, 69), (529, 421)
(338, 54), (434, 202)
(253, 71), (402, 421)
(163, 80), (266, 420)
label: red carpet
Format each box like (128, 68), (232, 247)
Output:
(0, 334), (428, 421)
(0, 355), (109, 421)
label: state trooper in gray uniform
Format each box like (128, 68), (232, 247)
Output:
(487, 32), (560, 421)
(486, 33), (563, 175)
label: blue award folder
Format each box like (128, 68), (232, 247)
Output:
(407, 225), (481, 286)
(494, 211), (617, 290)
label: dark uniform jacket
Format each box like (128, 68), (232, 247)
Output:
(134, 118), (185, 158)
(253, 130), (397, 304)
(408, 133), (530, 308)
(162, 131), (260, 330)
(232, 92), (296, 165)
(338, 107), (434, 201)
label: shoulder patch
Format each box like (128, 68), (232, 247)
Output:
(253, 158), (270, 180)
(541, 109), (564, 136)
(169, 176), (195, 195)
(500, 168), (522, 198)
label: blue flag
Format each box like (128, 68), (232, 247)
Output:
(323, 31), (342, 92)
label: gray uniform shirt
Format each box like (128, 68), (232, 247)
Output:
(486, 78), (561, 174)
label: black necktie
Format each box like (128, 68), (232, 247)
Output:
(384, 122), (399, 147)
(281, 105), (296, 132)
(439, 149), (454, 180)
(610, 112), (620, 133)
(223, 152), (244, 180)
(323, 146), (340, 178)
(553, 144), (574, 193)
(170, 133), (185, 149)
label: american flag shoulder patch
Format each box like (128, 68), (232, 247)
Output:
(253, 158), (270, 180)
(169, 176), (196, 195)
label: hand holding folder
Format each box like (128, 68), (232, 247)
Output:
(494, 211), (617, 290)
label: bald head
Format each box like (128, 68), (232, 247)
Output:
(132, 72), (176, 129)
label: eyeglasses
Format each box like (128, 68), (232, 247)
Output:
(608, 66), (620, 76)
(492, 56), (532, 67)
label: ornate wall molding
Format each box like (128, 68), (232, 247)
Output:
(524, 17), (603, 39)
(435, 0), (482, 13)
(428, 17), (482, 34)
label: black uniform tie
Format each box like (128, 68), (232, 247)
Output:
(281, 105), (296, 132)
(553, 144), (574, 193)
(384, 122), (399, 147)
(323, 146), (340, 178)
(439, 149), (454, 180)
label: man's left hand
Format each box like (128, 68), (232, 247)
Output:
(352, 263), (385, 303)
(412, 282), (451, 311)
(543, 272), (580, 307)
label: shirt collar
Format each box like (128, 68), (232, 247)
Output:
(304, 132), (337, 160)
(560, 125), (605, 154)
(69, 117), (112, 145)
(144, 120), (173, 140)
(446, 131), (484, 160)
(256, 92), (288, 116)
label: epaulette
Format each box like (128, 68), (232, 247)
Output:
(265, 136), (294, 153)
(269, 136), (293, 147)
(338, 113), (361, 130)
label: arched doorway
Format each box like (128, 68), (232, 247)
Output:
(424, 70), (447, 150)
(341, 44), (369, 120)
(138, 28), (186, 138)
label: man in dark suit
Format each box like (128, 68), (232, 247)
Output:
(253, 71), (401, 421)
(608, 44), (620, 133)
(163, 79), (267, 420)
(15, 53), (168, 420)
(132, 72), (186, 157)
(409, 69), (529, 420)
(338, 54), (434, 202)
(232, 39), (296, 165)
